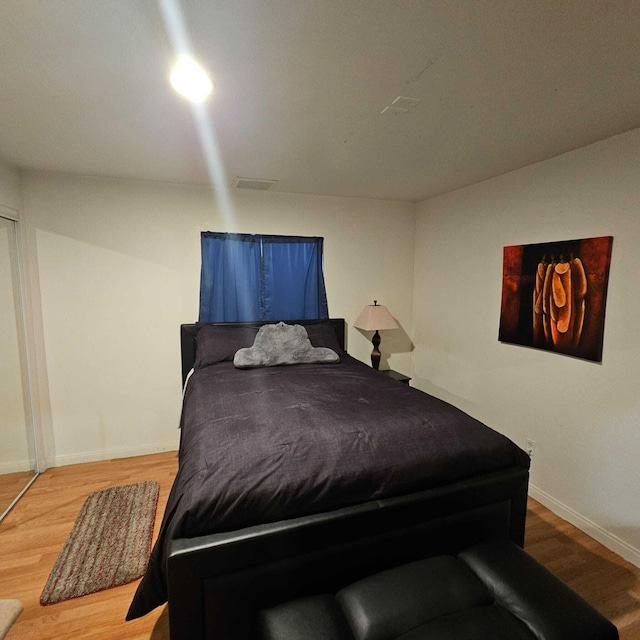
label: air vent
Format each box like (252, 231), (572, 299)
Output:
(380, 95), (422, 115)
(232, 177), (278, 191)
(391, 96), (421, 110)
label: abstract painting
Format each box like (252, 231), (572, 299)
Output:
(499, 236), (613, 362)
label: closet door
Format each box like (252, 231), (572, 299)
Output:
(0, 215), (37, 520)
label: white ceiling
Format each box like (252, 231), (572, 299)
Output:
(1, 1), (639, 203)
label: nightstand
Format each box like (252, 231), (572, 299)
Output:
(381, 369), (411, 385)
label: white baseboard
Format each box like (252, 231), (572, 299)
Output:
(529, 483), (640, 569)
(51, 440), (179, 468)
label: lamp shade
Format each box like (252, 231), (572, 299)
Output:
(354, 302), (398, 331)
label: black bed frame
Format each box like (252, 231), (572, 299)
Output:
(168, 320), (529, 640)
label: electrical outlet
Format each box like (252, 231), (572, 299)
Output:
(526, 438), (536, 459)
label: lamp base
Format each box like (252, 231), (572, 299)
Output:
(370, 330), (381, 370)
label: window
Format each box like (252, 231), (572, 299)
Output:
(198, 232), (329, 322)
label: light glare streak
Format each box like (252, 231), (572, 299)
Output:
(158, 0), (236, 230)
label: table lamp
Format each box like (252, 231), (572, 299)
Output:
(354, 300), (399, 369)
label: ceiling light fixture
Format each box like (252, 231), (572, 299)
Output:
(170, 55), (213, 103)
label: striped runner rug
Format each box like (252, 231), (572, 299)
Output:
(40, 481), (159, 605)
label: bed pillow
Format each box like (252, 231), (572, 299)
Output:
(234, 322), (340, 369)
(195, 325), (259, 368)
(303, 320), (345, 354)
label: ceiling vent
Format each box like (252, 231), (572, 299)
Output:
(232, 177), (278, 191)
(381, 96), (422, 115)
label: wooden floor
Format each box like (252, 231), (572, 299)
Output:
(0, 471), (36, 518)
(1, 451), (639, 639)
(0, 453), (178, 640)
(525, 499), (640, 639)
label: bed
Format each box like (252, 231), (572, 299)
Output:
(127, 318), (530, 640)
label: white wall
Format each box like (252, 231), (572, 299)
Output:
(10, 129), (640, 569)
(412, 127), (640, 566)
(0, 160), (22, 216)
(21, 171), (415, 466)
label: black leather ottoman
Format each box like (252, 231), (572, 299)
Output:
(258, 539), (618, 640)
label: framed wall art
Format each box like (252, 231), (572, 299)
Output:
(499, 236), (613, 362)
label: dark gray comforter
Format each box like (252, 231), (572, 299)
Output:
(127, 354), (529, 618)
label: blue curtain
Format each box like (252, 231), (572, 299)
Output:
(199, 232), (329, 322)
(199, 233), (261, 322)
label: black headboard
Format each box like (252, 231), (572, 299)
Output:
(180, 318), (346, 386)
